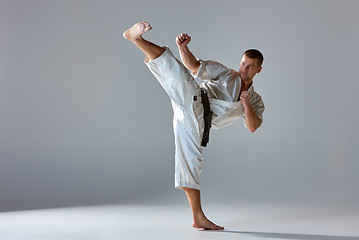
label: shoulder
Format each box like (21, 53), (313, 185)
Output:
(200, 60), (229, 70)
(249, 86), (264, 102)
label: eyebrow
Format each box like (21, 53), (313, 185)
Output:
(242, 62), (255, 67)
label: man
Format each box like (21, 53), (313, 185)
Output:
(123, 22), (264, 230)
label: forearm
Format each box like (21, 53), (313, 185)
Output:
(178, 45), (200, 74)
(244, 104), (262, 132)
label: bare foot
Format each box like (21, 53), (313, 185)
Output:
(192, 216), (224, 230)
(123, 22), (152, 41)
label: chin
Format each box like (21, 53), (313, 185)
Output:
(240, 76), (250, 82)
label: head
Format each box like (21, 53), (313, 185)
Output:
(239, 49), (263, 82)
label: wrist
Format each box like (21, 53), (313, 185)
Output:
(243, 102), (251, 109)
(178, 46), (188, 53)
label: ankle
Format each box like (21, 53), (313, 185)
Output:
(132, 37), (144, 43)
(193, 213), (207, 221)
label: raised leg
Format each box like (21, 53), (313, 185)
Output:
(123, 22), (165, 62)
(184, 188), (224, 230)
(124, 22), (222, 230)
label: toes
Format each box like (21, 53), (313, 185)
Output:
(143, 22), (151, 28)
(205, 225), (223, 230)
(212, 224), (224, 230)
(192, 218), (223, 231)
(141, 22), (152, 32)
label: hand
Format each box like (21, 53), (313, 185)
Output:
(176, 33), (191, 48)
(240, 91), (251, 107)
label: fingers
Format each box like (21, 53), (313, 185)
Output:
(176, 33), (191, 43)
(240, 91), (250, 100)
(241, 91), (249, 97)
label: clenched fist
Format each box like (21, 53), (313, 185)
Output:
(176, 33), (191, 47)
(240, 91), (251, 107)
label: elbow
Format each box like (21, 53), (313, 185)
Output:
(249, 127), (257, 133)
(248, 121), (262, 133)
(192, 61), (200, 74)
(195, 60), (201, 68)
(246, 124), (258, 132)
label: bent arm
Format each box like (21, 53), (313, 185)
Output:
(178, 45), (200, 75)
(176, 33), (200, 75)
(243, 104), (262, 132)
(240, 91), (263, 132)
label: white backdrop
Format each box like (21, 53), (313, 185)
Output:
(1, 0), (358, 211)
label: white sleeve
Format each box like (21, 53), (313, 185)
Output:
(193, 60), (230, 81)
(252, 95), (265, 120)
(242, 95), (265, 128)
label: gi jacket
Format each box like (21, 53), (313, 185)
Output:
(194, 60), (265, 129)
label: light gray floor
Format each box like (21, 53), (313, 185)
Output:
(0, 204), (358, 240)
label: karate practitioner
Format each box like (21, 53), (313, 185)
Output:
(123, 22), (265, 230)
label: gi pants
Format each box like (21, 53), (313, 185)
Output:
(145, 47), (205, 190)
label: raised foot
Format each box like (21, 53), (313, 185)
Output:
(192, 217), (224, 230)
(123, 21), (152, 41)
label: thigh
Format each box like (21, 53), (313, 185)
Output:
(145, 47), (199, 106)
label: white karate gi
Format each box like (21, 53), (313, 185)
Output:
(146, 47), (264, 190)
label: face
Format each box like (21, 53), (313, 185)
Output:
(239, 55), (262, 82)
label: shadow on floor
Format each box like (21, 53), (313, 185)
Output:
(205, 230), (359, 240)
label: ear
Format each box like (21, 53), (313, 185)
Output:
(257, 66), (262, 74)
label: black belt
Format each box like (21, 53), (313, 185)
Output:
(200, 89), (212, 147)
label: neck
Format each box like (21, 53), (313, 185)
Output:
(241, 79), (253, 91)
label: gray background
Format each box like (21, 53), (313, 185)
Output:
(1, 0), (358, 211)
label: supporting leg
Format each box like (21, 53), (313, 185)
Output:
(124, 22), (222, 230)
(123, 22), (165, 62)
(184, 188), (224, 230)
